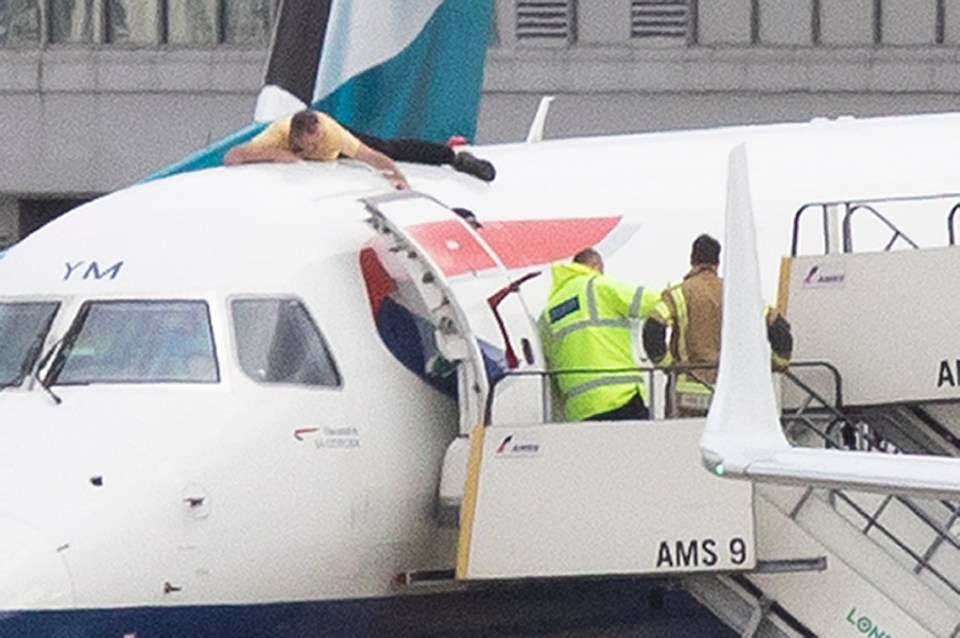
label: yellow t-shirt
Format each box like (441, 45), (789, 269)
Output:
(247, 112), (362, 161)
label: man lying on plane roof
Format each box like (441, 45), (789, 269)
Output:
(225, 109), (496, 190)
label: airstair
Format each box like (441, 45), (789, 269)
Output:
(364, 191), (960, 637)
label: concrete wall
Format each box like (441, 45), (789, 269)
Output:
(478, 42), (960, 142)
(0, 49), (264, 194)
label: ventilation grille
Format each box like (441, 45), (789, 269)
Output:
(517, 1), (572, 40)
(631, 0), (690, 39)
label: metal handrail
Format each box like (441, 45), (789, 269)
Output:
(843, 203), (918, 253)
(483, 365), (660, 426)
(949, 202), (960, 246)
(777, 369), (960, 601)
(483, 362), (734, 425)
(792, 192), (960, 256)
(828, 488), (960, 599)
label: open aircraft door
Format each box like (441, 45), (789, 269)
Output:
(362, 191), (549, 434)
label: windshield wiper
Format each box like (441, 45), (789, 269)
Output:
(31, 339), (63, 405)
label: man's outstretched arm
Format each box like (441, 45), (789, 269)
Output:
(354, 144), (409, 190)
(224, 142), (301, 165)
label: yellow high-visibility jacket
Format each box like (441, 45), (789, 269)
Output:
(539, 261), (660, 420)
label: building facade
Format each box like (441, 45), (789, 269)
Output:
(3, 0), (960, 245)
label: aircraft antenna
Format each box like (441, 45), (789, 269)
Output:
(525, 96), (555, 143)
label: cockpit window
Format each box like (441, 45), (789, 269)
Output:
(232, 298), (341, 387)
(48, 300), (218, 385)
(0, 302), (60, 387)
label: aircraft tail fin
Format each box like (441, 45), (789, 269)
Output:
(146, 0), (493, 183)
(698, 145), (960, 500)
(313, 1), (494, 144)
(254, 0), (333, 121)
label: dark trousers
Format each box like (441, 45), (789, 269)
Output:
(585, 392), (650, 421)
(348, 129), (455, 166)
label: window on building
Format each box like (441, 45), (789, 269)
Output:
(104, 1), (160, 45)
(24, 0), (277, 47)
(232, 298), (341, 388)
(516, 0), (576, 43)
(50, 0), (98, 44)
(0, 0), (41, 45)
(630, 0), (695, 41)
(222, 0), (275, 46)
(167, 0), (216, 46)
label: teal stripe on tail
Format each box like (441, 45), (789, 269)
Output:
(315, 0), (494, 144)
(141, 122), (268, 183)
(141, 0), (493, 183)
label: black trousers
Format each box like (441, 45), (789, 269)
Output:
(347, 128), (455, 166)
(585, 392), (650, 422)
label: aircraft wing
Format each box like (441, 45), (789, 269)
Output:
(699, 145), (960, 500)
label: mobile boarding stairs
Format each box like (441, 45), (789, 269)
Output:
(364, 191), (960, 638)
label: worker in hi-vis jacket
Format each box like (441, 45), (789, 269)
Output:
(539, 248), (661, 421)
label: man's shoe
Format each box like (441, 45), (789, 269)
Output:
(453, 152), (496, 182)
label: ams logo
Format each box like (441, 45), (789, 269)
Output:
(494, 435), (541, 457)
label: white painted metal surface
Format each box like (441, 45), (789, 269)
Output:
(460, 419), (755, 579)
(787, 247), (960, 406)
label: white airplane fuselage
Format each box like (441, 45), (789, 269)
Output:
(3, 112), (960, 624)
(0, 167), (462, 609)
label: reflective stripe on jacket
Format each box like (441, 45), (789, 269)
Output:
(649, 266), (792, 396)
(540, 261), (659, 420)
(653, 266), (722, 395)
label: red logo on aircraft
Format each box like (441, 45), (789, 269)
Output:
(293, 427), (319, 441)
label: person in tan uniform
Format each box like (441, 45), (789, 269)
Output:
(225, 109), (495, 190)
(642, 234), (793, 417)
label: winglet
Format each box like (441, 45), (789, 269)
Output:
(699, 144), (790, 476)
(699, 145), (960, 500)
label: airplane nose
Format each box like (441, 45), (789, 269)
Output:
(0, 518), (74, 609)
